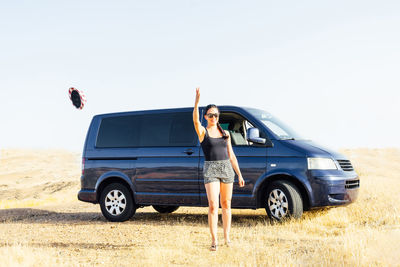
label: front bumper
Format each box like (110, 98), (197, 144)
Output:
(309, 170), (360, 208)
(77, 189), (97, 203)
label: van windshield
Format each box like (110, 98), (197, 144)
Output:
(247, 108), (303, 140)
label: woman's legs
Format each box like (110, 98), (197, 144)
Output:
(205, 181), (220, 245)
(220, 182), (233, 244)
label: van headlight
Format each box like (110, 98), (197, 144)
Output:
(307, 157), (337, 170)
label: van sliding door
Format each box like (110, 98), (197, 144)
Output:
(133, 112), (201, 205)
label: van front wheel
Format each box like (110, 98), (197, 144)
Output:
(100, 183), (136, 222)
(265, 180), (303, 221)
(153, 205), (179, 214)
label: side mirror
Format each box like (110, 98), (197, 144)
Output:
(246, 128), (273, 147)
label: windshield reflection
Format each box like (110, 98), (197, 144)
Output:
(247, 108), (303, 140)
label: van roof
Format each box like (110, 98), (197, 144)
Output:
(94, 105), (257, 118)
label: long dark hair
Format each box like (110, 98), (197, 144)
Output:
(204, 104), (228, 139)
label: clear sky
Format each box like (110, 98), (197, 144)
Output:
(1, 0), (399, 152)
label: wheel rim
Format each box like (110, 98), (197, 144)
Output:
(105, 190), (126, 216)
(268, 189), (289, 219)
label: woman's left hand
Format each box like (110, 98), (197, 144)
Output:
(238, 176), (245, 187)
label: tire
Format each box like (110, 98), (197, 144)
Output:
(153, 205), (179, 214)
(100, 183), (136, 222)
(265, 180), (303, 221)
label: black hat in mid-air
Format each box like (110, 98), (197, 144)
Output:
(68, 87), (86, 109)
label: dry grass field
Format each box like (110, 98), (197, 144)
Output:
(0, 148), (399, 266)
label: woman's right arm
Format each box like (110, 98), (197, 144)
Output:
(193, 87), (205, 142)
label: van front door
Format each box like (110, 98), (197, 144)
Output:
(199, 111), (267, 208)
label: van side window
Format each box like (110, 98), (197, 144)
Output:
(96, 115), (139, 148)
(96, 112), (197, 148)
(219, 112), (265, 147)
(169, 112), (198, 146)
(138, 113), (171, 147)
(139, 112), (197, 147)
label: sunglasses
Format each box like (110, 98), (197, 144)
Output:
(206, 113), (219, 118)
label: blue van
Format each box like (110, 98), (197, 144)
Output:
(78, 106), (359, 222)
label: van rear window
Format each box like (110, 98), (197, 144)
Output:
(96, 112), (197, 148)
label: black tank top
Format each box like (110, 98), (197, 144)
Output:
(200, 128), (229, 161)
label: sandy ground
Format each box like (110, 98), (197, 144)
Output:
(0, 148), (399, 266)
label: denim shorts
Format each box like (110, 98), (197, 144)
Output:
(203, 159), (235, 184)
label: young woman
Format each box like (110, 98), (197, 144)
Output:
(193, 87), (245, 251)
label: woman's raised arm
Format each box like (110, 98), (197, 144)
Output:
(193, 87), (205, 142)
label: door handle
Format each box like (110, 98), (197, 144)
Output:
(183, 149), (194, 155)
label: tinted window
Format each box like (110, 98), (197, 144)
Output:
(169, 112), (198, 146)
(139, 112), (197, 147)
(96, 115), (139, 148)
(138, 113), (171, 146)
(96, 112), (197, 148)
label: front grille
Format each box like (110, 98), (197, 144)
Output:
(345, 179), (360, 189)
(337, 160), (354, 171)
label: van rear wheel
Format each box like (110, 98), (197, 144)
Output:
(100, 183), (136, 222)
(265, 180), (303, 221)
(153, 205), (179, 214)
